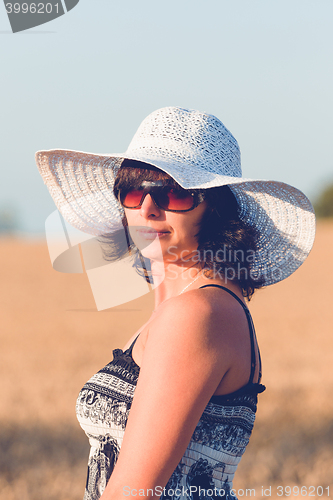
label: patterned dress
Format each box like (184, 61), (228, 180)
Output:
(76, 285), (265, 500)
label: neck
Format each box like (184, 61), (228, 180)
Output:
(150, 260), (205, 310)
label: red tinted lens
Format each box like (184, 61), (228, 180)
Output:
(120, 187), (195, 211)
(157, 188), (194, 211)
(120, 189), (144, 208)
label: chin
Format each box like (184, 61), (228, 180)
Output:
(130, 234), (162, 262)
(140, 244), (163, 262)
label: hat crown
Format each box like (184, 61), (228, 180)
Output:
(126, 107), (242, 178)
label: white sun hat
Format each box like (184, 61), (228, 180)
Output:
(36, 106), (315, 286)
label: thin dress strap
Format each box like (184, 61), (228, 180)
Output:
(125, 334), (140, 356)
(199, 284), (262, 384)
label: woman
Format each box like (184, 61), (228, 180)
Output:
(36, 107), (315, 500)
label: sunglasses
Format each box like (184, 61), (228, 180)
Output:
(118, 181), (205, 213)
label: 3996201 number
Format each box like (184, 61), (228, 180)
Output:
(5, 3), (60, 14)
(276, 486), (330, 497)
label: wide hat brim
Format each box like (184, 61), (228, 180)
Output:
(36, 148), (315, 287)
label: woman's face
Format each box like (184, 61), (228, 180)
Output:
(124, 190), (208, 265)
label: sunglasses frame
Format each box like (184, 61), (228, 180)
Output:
(118, 181), (206, 213)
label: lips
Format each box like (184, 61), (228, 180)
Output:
(136, 228), (170, 239)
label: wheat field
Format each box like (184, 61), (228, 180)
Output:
(1, 221), (333, 500)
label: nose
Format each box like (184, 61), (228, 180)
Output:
(140, 193), (161, 218)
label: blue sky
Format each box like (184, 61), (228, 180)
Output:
(1, 0), (333, 233)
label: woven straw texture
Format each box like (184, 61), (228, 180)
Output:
(36, 107), (315, 286)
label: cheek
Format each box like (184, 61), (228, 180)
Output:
(170, 219), (200, 250)
(123, 208), (132, 224)
(123, 208), (141, 228)
(177, 203), (208, 238)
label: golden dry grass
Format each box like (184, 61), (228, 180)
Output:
(1, 221), (333, 499)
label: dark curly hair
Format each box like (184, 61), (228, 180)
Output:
(100, 160), (264, 300)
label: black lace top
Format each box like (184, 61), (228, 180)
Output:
(76, 285), (265, 500)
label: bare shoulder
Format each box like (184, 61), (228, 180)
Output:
(145, 285), (249, 364)
(159, 285), (248, 333)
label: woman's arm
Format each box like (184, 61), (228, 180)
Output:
(100, 288), (248, 500)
